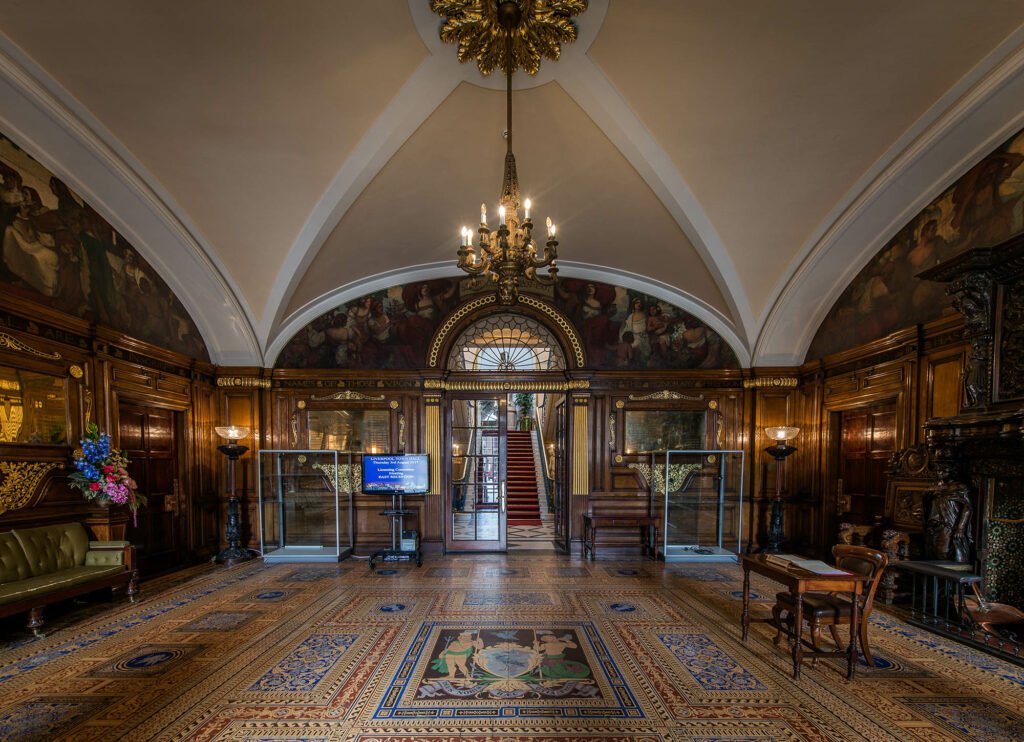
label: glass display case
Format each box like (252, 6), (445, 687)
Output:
(643, 449), (744, 562)
(257, 449), (354, 562)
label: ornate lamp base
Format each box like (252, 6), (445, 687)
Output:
(214, 494), (254, 566)
(763, 498), (784, 553)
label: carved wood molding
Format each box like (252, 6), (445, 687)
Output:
(309, 390), (386, 402)
(216, 376), (271, 389)
(0, 331), (61, 360)
(742, 377), (798, 389)
(627, 390), (704, 401)
(0, 461), (62, 515)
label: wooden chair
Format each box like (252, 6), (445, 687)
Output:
(771, 545), (889, 667)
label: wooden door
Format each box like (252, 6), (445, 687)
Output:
(119, 402), (183, 575)
(447, 395), (507, 552)
(834, 403), (897, 526)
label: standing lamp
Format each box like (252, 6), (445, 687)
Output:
(214, 425), (254, 565)
(763, 426), (800, 553)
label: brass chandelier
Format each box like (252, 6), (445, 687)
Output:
(434, 0), (588, 304)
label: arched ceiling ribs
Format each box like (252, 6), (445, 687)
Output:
(0, 34), (261, 365)
(755, 29), (1024, 365)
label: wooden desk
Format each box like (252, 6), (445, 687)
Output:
(581, 514), (658, 560)
(741, 554), (867, 680)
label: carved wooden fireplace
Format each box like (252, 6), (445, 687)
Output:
(920, 234), (1024, 612)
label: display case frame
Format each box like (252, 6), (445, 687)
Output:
(257, 449), (354, 562)
(647, 449), (744, 563)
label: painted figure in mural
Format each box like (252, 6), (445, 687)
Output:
(431, 630), (483, 680)
(533, 632), (588, 678)
(924, 462), (973, 563)
(277, 277), (738, 371)
(952, 151), (1024, 247)
(809, 128), (1024, 360)
(621, 297), (650, 364)
(0, 135), (207, 359)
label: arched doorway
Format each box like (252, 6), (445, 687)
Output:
(439, 309), (577, 553)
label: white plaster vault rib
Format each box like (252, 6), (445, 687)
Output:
(0, 32), (261, 366)
(755, 26), (1024, 366)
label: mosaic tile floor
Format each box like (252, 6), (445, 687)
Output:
(1, 554), (1023, 740)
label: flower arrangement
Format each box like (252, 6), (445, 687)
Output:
(69, 423), (145, 525)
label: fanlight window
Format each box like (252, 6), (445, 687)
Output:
(448, 314), (565, 372)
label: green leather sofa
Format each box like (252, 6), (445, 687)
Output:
(0, 522), (138, 636)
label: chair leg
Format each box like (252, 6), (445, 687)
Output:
(828, 624), (843, 650)
(772, 605), (785, 645)
(859, 621), (874, 668)
(810, 624), (821, 667)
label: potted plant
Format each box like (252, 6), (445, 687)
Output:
(513, 393), (534, 431)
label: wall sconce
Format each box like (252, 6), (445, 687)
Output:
(214, 425), (254, 565)
(763, 426), (799, 553)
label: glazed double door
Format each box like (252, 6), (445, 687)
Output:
(447, 395), (507, 552)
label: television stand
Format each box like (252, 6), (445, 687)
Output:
(369, 493), (421, 570)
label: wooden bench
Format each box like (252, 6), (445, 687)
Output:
(581, 514), (658, 560)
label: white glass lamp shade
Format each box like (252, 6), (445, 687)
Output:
(765, 426), (800, 442)
(214, 425), (251, 442)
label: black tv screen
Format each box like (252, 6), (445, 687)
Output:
(362, 454), (429, 494)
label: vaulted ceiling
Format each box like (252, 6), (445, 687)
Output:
(1, 1), (1023, 366)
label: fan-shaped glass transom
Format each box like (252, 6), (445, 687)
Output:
(448, 314), (565, 372)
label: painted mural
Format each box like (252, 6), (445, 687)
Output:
(0, 133), (208, 360)
(275, 277), (738, 370)
(808, 126), (1024, 360)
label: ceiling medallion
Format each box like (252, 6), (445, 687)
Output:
(440, 1), (584, 303)
(431, 0), (588, 77)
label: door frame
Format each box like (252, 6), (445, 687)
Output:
(445, 392), (508, 552)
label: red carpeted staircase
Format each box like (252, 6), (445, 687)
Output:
(506, 430), (542, 525)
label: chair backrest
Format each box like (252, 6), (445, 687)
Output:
(832, 544), (889, 618)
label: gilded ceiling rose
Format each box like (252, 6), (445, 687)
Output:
(430, 0), (588, 76)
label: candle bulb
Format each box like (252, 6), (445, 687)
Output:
(546, 217), (554, 238)
(480, 203), (487, 224)
(524, 198), (531, 219)
(499, 205), (506, 225)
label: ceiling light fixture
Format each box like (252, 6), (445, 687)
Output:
(434, 0), (588, 303)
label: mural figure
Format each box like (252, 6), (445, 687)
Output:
(809, 127), (1024, 359)
(277, 276), (738, 370)
(0, 134), (208, 359)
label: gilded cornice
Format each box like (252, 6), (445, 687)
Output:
(309, 390), (386, 402)
(0, 331), (61, 360)
(627, 390), (704, 401)
(742, 377), (799, 389)
(216, 376), (271, 389)
(422, 379), (589, 392)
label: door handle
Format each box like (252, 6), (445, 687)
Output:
(500, 481), (506, 513)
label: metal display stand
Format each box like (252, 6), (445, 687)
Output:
(369, 493), (421, 570)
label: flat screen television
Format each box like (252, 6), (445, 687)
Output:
(361, 453), (429, 495)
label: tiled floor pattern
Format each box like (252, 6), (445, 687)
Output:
(1, 555), (1023, 740)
